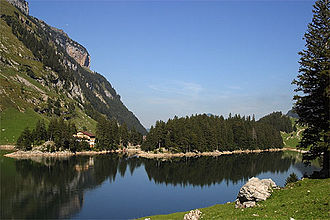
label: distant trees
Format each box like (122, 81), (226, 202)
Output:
(258, 112), (293, 133)
(16, 117), (144, 152)
(95, 117), (143, 150)
(292, 0), (329, 177)
(142, 112), (291, 153)
(47, 118), (78, 151)
(95, 118), (120, 150)
(16, 118), (88, 152)
(16, 127), (33, 151)
(16, 120), (48, 150)
(33, 119), (48, 145)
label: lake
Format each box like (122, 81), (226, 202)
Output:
(0, 150), (320, 219)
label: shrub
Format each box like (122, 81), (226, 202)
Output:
(285, 173), (299, 186)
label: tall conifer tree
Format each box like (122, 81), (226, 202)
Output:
(293, 0), (329, 177)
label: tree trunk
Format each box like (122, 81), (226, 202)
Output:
(323, 150), (329, 178)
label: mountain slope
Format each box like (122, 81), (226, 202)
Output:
(281, 117), (305, 149)
(0, 0), (146, 144)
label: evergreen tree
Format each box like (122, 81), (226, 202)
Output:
(119, 123), (129, 147)
(16, 127), (33, 150)
(292, 0), (329, 177)
(47, 118), (57, 141)
(33, 119), (47, 145)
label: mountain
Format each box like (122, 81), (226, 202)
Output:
(286, 108), (299, 119)
(0, 0), (146, 144)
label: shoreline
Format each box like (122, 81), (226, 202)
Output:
(3, 146), (307, 159)
(0, 145), (16, 150)
(3, 149), (115, 159)
(134, 147), (307, 159)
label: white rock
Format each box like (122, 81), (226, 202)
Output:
(235, 177), (276, 208)
(183, 209), (202, 220)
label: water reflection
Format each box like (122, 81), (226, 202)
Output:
(143, 152), (297, 187)
(0, 151), (317, 219)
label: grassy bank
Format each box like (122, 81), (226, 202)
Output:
(140, 178), (329, 219)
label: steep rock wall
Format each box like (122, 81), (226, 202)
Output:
(6, 0), (28, 15)
(50, 26), (91, 68)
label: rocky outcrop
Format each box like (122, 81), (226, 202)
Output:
(36, 20), (91, 69)
(50, 26), (91, 68)
(66, 42), (91, 68)
(183, 209), (202, 220)
(6, 0), (29, 15)
(235, 177), (277, 208)
(6, 0), (90, 68)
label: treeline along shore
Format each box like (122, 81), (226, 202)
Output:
(13, 117), (143, 153)
(4, 112), (298, 159)
(142, 112), (294, 153)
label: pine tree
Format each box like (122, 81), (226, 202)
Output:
(16, 127), (32, 150)
(292, 0), (329, 177)
(119, 123), (129, 147)
(33, 119), (47, 144)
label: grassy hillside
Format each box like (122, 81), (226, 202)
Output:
(281, 118), (305, 149)
(0, 108), (45, 144)
(0, 2), (97, 144)
(0, 107), (97, 145)
(0, 0), (147, 145)
(140, 178), (329, 219)
(281, 118), (303, 149)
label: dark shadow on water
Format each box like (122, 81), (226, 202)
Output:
(143, 152), (296, 187)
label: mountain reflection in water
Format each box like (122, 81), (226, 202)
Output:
(0, 151), (319, 219)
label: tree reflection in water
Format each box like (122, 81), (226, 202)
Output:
(0, 151), (306, 219)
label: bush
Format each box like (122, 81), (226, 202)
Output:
(285, 173), (299, 186)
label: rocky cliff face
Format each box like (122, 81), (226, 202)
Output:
(6, 0), (28, 15)
(6, 0), (91, 69)
(50, 26), (91, 68)
(35, 20), (91, 69)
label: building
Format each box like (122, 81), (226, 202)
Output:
(74, 131), (96, 148)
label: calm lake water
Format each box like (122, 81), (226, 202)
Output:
(0, 150), (320, 219)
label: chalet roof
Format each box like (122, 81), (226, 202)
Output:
(80, 131), (95, 137)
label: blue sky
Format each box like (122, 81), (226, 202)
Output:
(29, 0), (314, 128)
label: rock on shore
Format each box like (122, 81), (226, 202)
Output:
(183, 209), (202, 220)
(235, 177), (277, 208)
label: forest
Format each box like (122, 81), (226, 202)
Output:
(16, 118), (89, 152)
(16, 112), (291, 152)
(16, 117), (143, 152)
(95, 116), (143, 150)
(142, 112), (293, 152)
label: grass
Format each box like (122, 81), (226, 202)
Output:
(71, 107), (97, 133)
(0, 108), (46, 144)
(0, 106), (98, 145)
(281, 118), (306, 150)
(281, 128), (302, 149)
(140, 178), (330, 219)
